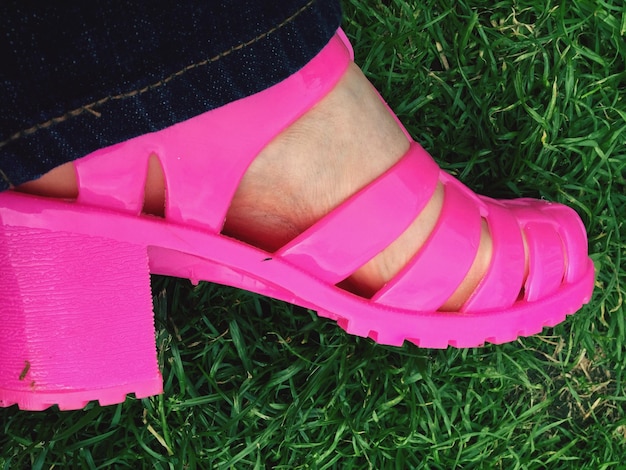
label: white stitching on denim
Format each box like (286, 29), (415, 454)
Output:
(0, 168), (11, 186)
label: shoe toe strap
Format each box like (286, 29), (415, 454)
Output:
(507, 200), (573, 301)
(461, 199), (526, 312)
(522, 220), (566, 301)
(372, 178), (482, 311)
(541, 204), (589, 283)
(502, 200), (571, 302)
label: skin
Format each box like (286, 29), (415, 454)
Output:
(16, 63), (509, 311)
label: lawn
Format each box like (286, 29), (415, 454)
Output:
(2, 0), (625, 468)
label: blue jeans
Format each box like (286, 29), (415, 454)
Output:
(0, 0), (342, 190)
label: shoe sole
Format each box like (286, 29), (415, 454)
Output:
(0, 192), (595, 410)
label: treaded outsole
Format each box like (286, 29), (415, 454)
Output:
(0, 380), (162, 411)
(315, 280), (593, 349)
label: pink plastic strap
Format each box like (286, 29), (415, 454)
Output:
(502, 199), (571, 301)
(75, 139), (152, 214)
(522, 221), (565, 301)
(277, 143), (439, 284)
(461, 198), (525, 312)
(373, 178), (482, 311)
(542, 204), (588, 283)
(74, 33), (351, 231)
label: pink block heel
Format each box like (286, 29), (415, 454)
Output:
(0, 224), (161, 410)
(0, 29), (594, 410)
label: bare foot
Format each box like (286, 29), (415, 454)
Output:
(15, 63), (498, 311)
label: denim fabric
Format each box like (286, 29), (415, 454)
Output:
(0, 0), (342, 190)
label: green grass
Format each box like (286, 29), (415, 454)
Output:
(2, 0), (625, 468)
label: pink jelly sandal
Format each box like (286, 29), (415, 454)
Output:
(0, 30), (594, 411)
